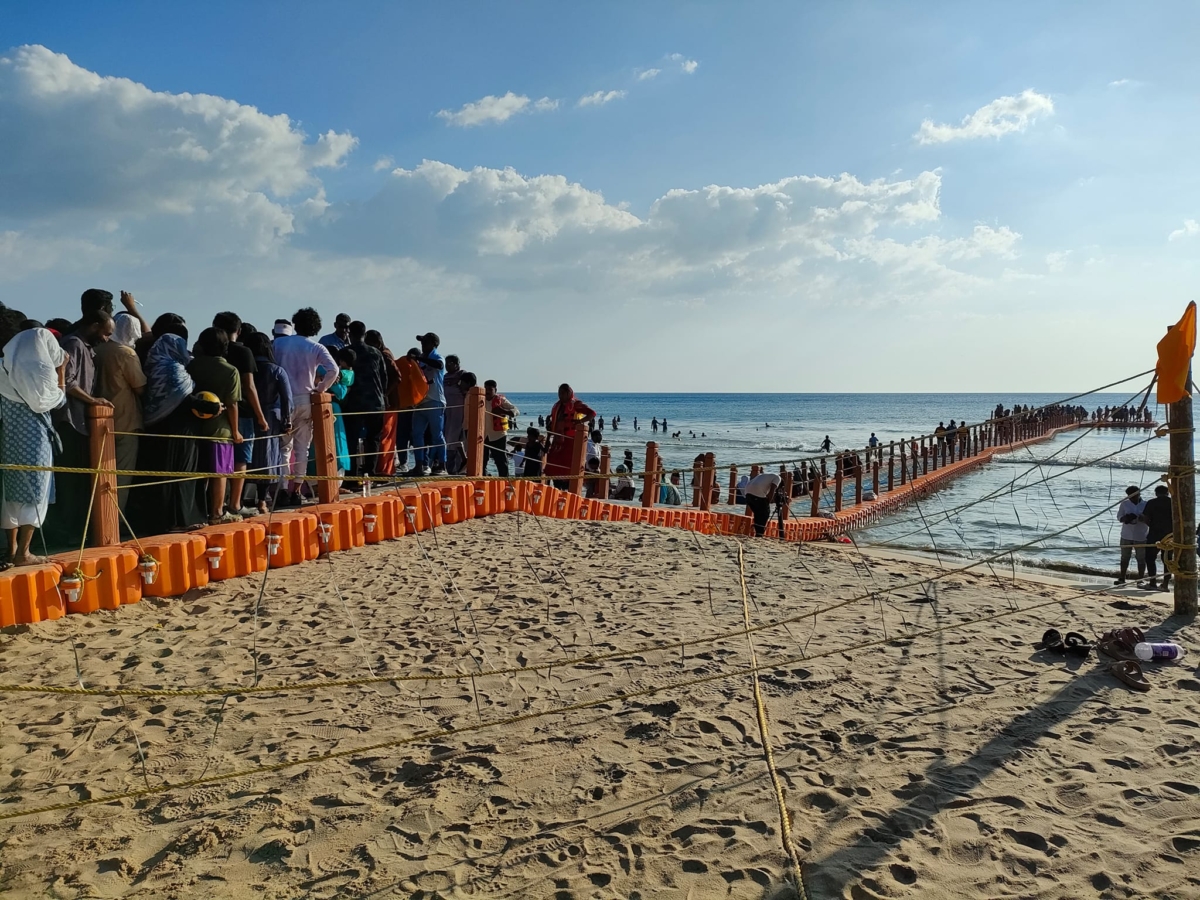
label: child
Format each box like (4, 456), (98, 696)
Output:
(188, 327), (242, 524)
(522, 427), (545, 478)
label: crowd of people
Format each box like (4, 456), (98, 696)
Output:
(1092, 404), (1154, 424)
(0, 289), (609, 565)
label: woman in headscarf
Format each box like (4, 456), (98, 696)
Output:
(0, 326), (66, 566)
(244, 331), (292, 513)
(94, 311), (146, 511)
(544, 383), (596, 489)
(329, 347), (356, 477)
(128, 332), (207, 534)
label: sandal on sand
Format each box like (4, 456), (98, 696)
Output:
(1063, 632), (1093, 658)
(1110, 660), (1151, 692)
(1036, 628), (1065, 653)
(1097, 627), (1143, 661)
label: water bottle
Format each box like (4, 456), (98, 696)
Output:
(1133, 642), (1186, 662)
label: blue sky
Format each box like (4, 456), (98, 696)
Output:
(2, 2), (1198, 391)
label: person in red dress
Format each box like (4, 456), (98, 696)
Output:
(543, 383), (596, 488)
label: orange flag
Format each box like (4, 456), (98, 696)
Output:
(1156, 301), (1197, 405)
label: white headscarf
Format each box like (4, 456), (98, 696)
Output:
(112, 311), (142, 347)
(0, 328), (67, 414)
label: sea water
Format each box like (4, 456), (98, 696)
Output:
(505, 391), (1180, 576)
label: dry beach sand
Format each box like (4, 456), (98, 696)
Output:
(1, 513), (1198, 899)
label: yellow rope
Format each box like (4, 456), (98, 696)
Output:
(737, 542), (808, 898)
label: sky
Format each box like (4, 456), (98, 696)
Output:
(2, 1), (1198, 392)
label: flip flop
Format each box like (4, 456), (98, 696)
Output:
(1063, 632), (1093, 657)
(1098, 637), (1137, 661)
(1036, 628), (1065, 653)
(1110, 660), (1151, 692)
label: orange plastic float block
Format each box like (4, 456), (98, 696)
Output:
(665, 509), (684, 529)
(266, 511), (320, 568)
(592, 501), (616, 522)
(436, 483), (469, 525)
(0, 562), (63, 627)
(469, 481), (492, 517)
(312, 503), (365, 553)
(501, 480), (526, 513)
(341, 496), (400, 544)
(126, 533), (209, 598)
(417, 485), (445, 529)
(199, 521), (267, 580)
(489, 479), (507, 514)
(551, 491), (581, 520)
(52, 546), (142, 615)
(392, 488), (429, 533)
(525, 483), (553, 516)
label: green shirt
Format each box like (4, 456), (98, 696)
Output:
(187, 355), (241, 441)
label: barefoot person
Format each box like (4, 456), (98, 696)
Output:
(1142, 484), (1174, 591)
(0, 326), (66, 566)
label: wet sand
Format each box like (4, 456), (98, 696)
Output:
(1, 515), (1198, 899)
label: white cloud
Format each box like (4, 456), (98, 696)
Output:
(0, 46), (1056, 390)
(669, 53), (699, 74)
(1168, 219), (1199, 241)
(577, 89), (626, 108)
(1109, 79), (1131, 87)
(1045, 250), (1070, 272)
(435, 91), (557, 127)
(0, 44), (355, 253)
(637, 68), (661, 81)
(915, 89), (1054, 144)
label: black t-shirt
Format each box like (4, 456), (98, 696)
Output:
(346, 341), (387, 413)
(1143, 495), (1174, 540)
(225, 342), (258, 416)
(523, 438), (545, 475)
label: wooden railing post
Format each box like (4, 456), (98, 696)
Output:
(854, 455), (863, 506)
(898, 442), (906, 487)
(691, 459), (703, 507)
(568, 426), (588, 496)
(701, 453), (715, 511)
(780, 470), (792, 521)
(464, 385), (486, 477)
(887, 443), (895, 491)
(810, 470), (821, 517)
(834, 457), (844, 512)
(728, 465), (738, 505)
(642, 442), (658, 508)
(598, 445), (611, 500)
(311, 391), (339, 504)
(87, 405), (119, 546)
(872, 458), (880, 496)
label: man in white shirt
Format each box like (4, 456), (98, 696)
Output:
(272, 307), (337, 506)
(1115, 484), (1149, 585)
(744, 472), (782, 537)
